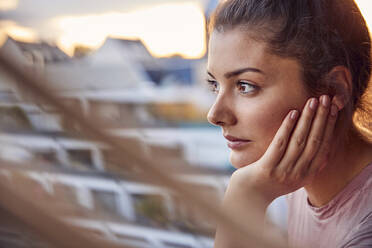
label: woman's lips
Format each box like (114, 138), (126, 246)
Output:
(224, 135), (251, 149)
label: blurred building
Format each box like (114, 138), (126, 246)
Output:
(0, 33), (229, 167)
(15, 39), (70, 66)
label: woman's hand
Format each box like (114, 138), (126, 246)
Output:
(230, 95), (339, 203)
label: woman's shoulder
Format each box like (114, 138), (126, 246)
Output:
(340, 213), (372, 248)
(358, 161), (372, 193)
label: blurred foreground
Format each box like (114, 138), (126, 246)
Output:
(0, 2), (287, 247)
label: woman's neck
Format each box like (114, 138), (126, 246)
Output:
(304, 130), (372, 207)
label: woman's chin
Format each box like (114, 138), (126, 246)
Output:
(229, 151), (258, 169)
(230, 152), (254, 169)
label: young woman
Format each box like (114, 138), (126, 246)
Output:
(206, 0), (372, 247)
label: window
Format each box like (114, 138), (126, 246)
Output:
(34, 150), (57, 164)
(91, 190), (119, 217)
(170, 185), (218, 232)
(67, 149), (93, 169)
(132, 194), (168, 227)
(162, 241), (192, 248)
(115, 233), (152, 248)
(115, 233), (147, 243)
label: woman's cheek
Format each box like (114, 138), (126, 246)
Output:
(229, 103), (288, 168)
(257, 108), (287, 149)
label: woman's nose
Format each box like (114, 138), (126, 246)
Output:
(207, 94), (237, 127)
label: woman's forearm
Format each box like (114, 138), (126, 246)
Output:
(214, 177), (273, 248)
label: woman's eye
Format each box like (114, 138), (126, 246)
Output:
(207, 80), (220, 94)
(237, 81), (257, 94)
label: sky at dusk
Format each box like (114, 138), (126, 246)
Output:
(0, 0), (214, 58)
(1, 0), (372, 58)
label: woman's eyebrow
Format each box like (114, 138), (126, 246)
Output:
(207, 67), (264, 79)
(224, 67), (264, 78)
(207, 71), (216, 78)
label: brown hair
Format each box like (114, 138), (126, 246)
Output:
(209, 0), (372, 140)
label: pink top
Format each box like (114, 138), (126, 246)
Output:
(287, 162), (372, 248)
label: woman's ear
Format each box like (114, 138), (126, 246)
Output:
(326, 66), (353, 110)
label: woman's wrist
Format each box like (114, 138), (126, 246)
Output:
(229, 168), (277, 206)
(227, 170), (275, 209)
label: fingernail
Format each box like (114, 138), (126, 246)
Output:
(321, 95), (330, 107)
(309, 98), (318, 110)
(290, 110), (299, 120)
(330, 104), (338, 117)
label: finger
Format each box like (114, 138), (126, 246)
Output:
(308, 102), (338, 174)
(260, 109), (299, 168)
(275, 97), (318, 173)
(292, 95), (331, 179)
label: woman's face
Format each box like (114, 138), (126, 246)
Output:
(207, 28), (311, 168)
